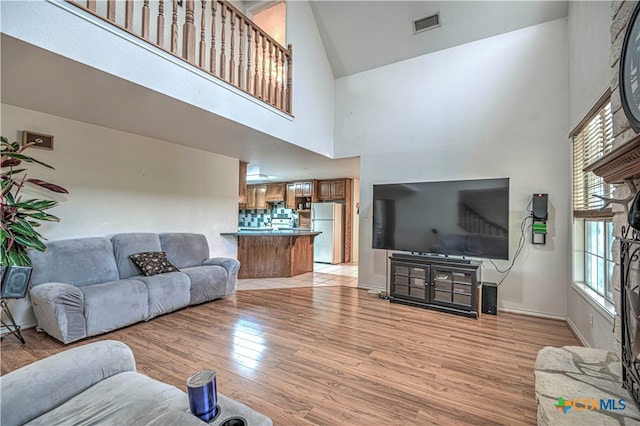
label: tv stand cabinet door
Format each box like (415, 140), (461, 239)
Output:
(430, 266), (477, 312)
(390, 262), (429, 303)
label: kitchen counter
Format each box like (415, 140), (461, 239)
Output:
(222, 230), (321, 279)
(221, 229), (319, 237)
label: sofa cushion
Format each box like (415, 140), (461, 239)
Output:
(0, 341), (136, 426)
(24, 371), (204, 426)
(29, 237), (119, 288)
(112, 233), (163, 279)
(30, 283), (86, 344)
(182, 265), (228, 305)
(160, 233), (209, 269)
(81, 280), (148, 336)
(135, 272), (191, 320)
(130, 251), (180, 276)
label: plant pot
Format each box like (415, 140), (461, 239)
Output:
(1, 265), (33, 299)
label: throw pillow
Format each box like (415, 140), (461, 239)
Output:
(129, 251), (180, 276)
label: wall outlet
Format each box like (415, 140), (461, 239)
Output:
(589, 314), (594, 329)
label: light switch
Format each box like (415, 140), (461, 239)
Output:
(361, 208), (368, 218)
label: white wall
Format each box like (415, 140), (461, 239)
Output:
(287, 0), (336, 157)
(336, 19), (571, 317)
(1, 104), (239, 328)
(1, 0), (335, 157)
(568, 1), (612, 129)
(566, 1), (615, 350)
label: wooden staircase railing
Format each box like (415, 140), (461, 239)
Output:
(68, 0), (292, 114)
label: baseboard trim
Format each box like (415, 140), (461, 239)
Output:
(565, 316), (590, 347)
(498, 307), (566, 321)
(0, 321), (36, 336)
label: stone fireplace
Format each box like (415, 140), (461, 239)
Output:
(534, 3), (640, 424)
(587, 0), (640, 405)
(605, 0), (640, 357)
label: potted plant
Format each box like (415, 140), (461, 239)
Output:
(1, 135), (68, 294)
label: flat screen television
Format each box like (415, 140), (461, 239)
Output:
(372, 178), (509, 260)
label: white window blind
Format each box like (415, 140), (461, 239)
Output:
(572, 100), (613, 218)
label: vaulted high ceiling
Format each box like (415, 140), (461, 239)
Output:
(2, 1), (570, 183)
(309, 1), (569, 78)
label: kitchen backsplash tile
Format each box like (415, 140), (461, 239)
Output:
(238, 202), (298, 227)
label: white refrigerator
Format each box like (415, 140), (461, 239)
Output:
(312, 202), (344, 264)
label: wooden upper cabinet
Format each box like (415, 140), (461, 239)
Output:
(331, 180), (345, 199)
(286, 183), (296, 209)
(317, 179), (347, 200)
(264, 183), (286, 202)
(255, 184), (268, 209)
(245, 184), (268, 209)
(246, 185), (257, 209)
(286, 181), (314, 207)
(317, 180), (332, 200)
(238, 161), (248, 204)
(302, 181), (313, 197)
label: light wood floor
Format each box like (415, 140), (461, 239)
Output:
(1, 285), (579, 425)
(236, 262), (359, 291)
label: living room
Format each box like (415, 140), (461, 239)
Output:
(0, 0), (633, 424)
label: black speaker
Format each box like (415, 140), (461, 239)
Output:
(532, 193), (548, 221)
(1, 266), (32, 299)
(482, 282), (497, 315)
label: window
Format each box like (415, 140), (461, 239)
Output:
(584, 220), (614, 302)
(571, 92), (614, 304)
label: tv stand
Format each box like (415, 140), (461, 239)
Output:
(389, 253), (481, 319)
(409, 252), (473, 264)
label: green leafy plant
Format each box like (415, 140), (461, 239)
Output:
(1, 136), (68, 266)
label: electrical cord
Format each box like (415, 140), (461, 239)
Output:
(488, 202), (535, 286)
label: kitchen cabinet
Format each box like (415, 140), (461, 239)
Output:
(287, 181), (314, 210)
(234, 232), (321, 278)
(255, 185), (267, 209)
(246, 184), (267, 209)
(264, 183), (286, 202)
(331, 180), (345, 199)
(245, 184), (282, 209)
(238, 161), (248, 204)
(246, 185), (256, 209)
(317, 179), (346, 200)
(317, 180), (331, 200)
(302, 181), (313, 197)
(286, 183), (296, 209)
(292, 181), (313, 197)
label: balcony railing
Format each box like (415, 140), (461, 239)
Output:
(67, 0), (292, 114)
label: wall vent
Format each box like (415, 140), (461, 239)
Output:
(413, 13), (440, 34)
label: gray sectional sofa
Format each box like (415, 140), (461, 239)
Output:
(0, 340), (272, 425)
(28, 233), (240, 344)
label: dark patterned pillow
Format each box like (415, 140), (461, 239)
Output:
(129, 252), (180, 276)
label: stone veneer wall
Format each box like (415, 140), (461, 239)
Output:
(610, 0), (640, 353)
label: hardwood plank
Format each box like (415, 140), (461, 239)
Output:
(1, 286), (579, 425)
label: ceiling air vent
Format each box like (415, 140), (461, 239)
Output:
(413, 13), (440, 34)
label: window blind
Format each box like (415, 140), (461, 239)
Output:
(572, 100), (613, 218)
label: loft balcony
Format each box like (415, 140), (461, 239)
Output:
(2, 0), (337, 166)
(66, 0), (292, 115)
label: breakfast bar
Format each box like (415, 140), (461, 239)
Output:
(222, 230), (321, 279)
